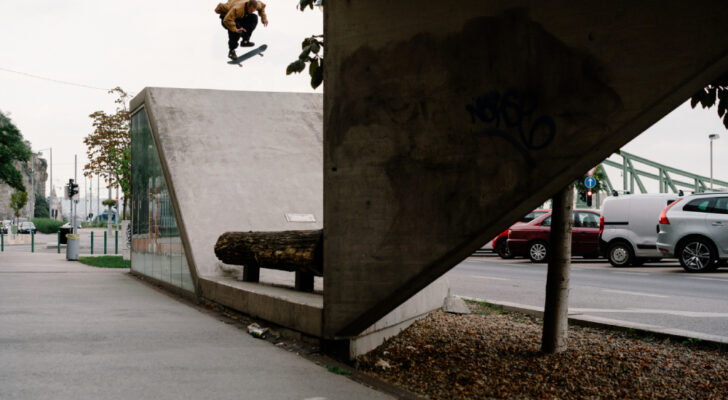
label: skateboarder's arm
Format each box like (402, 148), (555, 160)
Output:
(258, 1), (268, 26)
(222, 5), (245, 32)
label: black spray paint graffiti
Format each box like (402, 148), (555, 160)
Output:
(466, 89), (556, 166)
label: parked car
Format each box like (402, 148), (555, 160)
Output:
(507, 210), (601, 263)
(656, 193), (728, 272)
(1, 220), (11, 234)
(17, 221), (37, 234)
(599, 193), (679, 267)
(491, 209), (550, 258)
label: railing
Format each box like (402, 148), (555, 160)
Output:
(601, 150), (728, 194)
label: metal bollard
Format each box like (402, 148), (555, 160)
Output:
(91, 232), (94, 255)
(115, 231), (118, 254)
(1, 230), (3, 252)
(31, 231), (34, 253)
(104, 231), (107, 255)
(57, 231), (60, 254)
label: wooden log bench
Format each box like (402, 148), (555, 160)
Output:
(214, 230), (323, 292)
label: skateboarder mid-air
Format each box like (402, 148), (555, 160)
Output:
(215, 0), (268, 60)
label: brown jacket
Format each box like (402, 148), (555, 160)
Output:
(215, 0), (267, 32)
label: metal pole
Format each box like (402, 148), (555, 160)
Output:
(710, 139), (714, 190)
(107, 171), (112, 236)
(104, 231), (107, 254)
(97, 175), (100, 222)
(91, 231), (94, 255)
(49, 148), (52, 218)
(30, 154), (34, 219)
(57, 231), (60, 254)
(1, 230), (4, 252)
(73, 155), (77, 235)
(115, 230), (118, 254)
(31, 231), (34, 253)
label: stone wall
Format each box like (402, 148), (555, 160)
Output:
(0, 157), (48, 220)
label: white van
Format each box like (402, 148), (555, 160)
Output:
(599, 193), (680, 266)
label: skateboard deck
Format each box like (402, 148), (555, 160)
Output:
(227, 44), (268, 67)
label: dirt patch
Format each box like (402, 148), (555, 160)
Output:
(358, 302), (728, 399)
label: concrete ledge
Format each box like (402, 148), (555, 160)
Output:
(461, 296), (728, 347)
(349, 276), (450, 359)
(200, 276), (323, 337)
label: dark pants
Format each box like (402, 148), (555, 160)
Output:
(221, 13), (258, 50)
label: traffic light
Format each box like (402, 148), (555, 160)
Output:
(579, 191), (586, 202)
(586, 190), (593, 207)
(67, 179), (79, 198)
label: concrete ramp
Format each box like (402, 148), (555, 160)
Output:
(323, 1), (728, 337)
(131, 88), (323, 282)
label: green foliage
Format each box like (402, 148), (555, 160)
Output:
(31, 218), (64, 234)
(34, 196), (49, 218)
(691, 71), (728, 129)
(287, 35), (324, 89)
(0, 111), (31, 191)
(9, 191), (27, 218)
(78, 256), (130, 268)
(575, 164), (607, 193)
(325, 365), (351, 375)
(102, 199), (117, 207)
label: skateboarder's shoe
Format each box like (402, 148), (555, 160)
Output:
(240, 40), (255, 47)
(228, 50), (237, 60)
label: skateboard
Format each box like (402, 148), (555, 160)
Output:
(227, 44), (268, 67)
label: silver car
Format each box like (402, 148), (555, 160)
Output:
(656, 193), (728, 272)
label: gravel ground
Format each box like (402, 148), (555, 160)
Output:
(358, 301), (728, 399)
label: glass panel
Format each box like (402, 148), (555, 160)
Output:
(684, 199), (713, 213)
(130, 107), (193, 293)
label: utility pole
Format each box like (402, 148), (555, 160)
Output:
(29, 154), (34, 219)
(107, 170), (112, 236)
(73, 155), (78, 234)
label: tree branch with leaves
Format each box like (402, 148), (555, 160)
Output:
(691, 71), (728, 129)
(287, 0), (324, 89)
(83, 87), (131, 217)
(0, 111), (31, 192)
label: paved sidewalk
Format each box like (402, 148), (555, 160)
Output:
(0, 253), (392, 400)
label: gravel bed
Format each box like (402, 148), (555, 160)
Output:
(358, 301), (728, 399)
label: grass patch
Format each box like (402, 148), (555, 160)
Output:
(464, 299), (509, 315)
(31, 218), (65, 234)
(325, 365), (352, 375)
(78, 256), (130, 268)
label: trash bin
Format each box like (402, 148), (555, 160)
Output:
(66, 234), (80, 261)
(59, 224), (72, 245)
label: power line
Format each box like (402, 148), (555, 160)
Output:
(0, 66), (110, 91)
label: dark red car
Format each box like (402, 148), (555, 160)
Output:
(491, 209), (550, 258)
(506, 210), (601, 262)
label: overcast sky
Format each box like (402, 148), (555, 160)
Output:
(1, 0), (726, 203)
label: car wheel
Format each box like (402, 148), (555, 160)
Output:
(679, 238), (718, 273)
(528, 241), (549, 263)
(607, 242), (634, 267)
(496, 239), (514, 259)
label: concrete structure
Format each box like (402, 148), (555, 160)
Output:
(129, 88), (448, 358)
(323, 1), (728, 338)
(0, 157), (47, 220)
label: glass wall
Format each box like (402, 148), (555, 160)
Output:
(130, 107), (194, 292)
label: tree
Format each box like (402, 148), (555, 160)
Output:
(287, 1), (324, 89)
(83, 87), (131, 218)
(10, 191), (27, 219)
(34, 195), (49, 218)
(691, 71), (728, 129)
(0, 111), (31, 191)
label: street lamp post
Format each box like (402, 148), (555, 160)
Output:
(709, 134), (720, 190)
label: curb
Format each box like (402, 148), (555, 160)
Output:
(460, 296), (728, 348)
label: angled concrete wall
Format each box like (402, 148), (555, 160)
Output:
(323, 1), (728, 337)
(131, 88), (324, 285)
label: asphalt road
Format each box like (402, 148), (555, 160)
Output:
(447, 254), (728, 339)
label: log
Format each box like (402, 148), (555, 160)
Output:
(214, 230), (323, 276)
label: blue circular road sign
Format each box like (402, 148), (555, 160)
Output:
(585, 176), (596, 188)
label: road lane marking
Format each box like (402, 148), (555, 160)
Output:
(467, 275), (510, 281)
(601, 289), (668, 298)
(611, 271), (649, 276)
(686, 277), (728, 282)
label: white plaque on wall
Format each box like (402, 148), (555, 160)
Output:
(285, 213), (316, 222)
